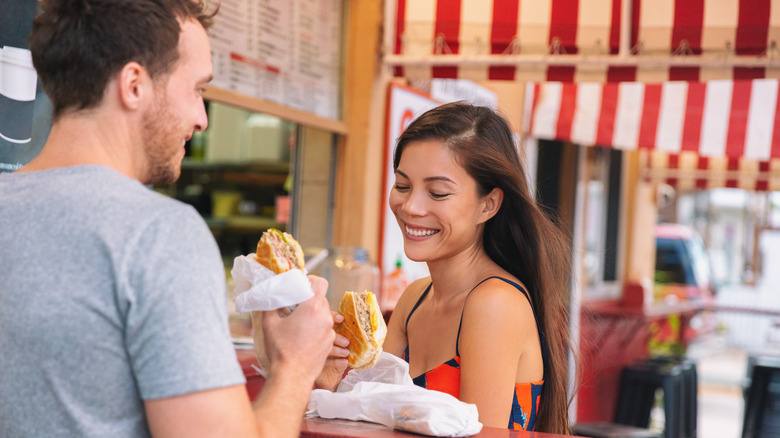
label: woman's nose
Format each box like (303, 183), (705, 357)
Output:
(400, 190), (426, 216)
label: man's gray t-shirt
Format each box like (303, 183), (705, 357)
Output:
(0, 166), (245, 437)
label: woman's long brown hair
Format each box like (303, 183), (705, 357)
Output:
(394, 101), (575, 434)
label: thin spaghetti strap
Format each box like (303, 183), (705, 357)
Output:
(405, 282), (433, 333)
(495, 277), (532, 308)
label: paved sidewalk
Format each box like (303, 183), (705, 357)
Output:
(688, 339), (746, 438)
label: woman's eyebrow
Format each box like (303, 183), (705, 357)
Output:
(395, 170), (455, 184)
(424, 176), (455, 183)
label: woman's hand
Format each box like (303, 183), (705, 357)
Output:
(314, 312), (350, 391)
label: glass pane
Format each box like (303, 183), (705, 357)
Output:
(154, 100), (296, 267)
(584, 179), (605, 286)
(583, 147), (607, 287)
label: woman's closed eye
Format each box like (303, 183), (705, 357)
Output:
(393, 183), (450, 199)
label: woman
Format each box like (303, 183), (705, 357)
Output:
(382, 101), (573, 433)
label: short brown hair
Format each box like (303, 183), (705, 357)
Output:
(29, 0), (217, 119)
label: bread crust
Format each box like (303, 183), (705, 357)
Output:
(254, 228), (305, 274)
(335, 290), (387, 369)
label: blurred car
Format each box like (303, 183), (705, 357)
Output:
(654, 223), (717, 304)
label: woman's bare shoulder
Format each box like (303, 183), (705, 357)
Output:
(458, 276), (537, 365)
(463, 276), (534, 323)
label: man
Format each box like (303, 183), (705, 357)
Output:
(0, 1), (347, 437)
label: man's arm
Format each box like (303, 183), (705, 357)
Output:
(145, 385), (260, 437)
(145, 276), (336, 437)
(143, 366), (324, 438)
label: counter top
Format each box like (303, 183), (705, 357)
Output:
(582, 298), (710, 318)
(301, 416), (580, 437)
(235, 349), (581, 437)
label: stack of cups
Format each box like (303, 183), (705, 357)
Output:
(0, 46), (38, 144)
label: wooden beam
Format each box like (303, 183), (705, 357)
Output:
(203, 86), (348, 135)
(332, 0), (385, 259)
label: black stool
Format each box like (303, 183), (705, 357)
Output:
(742, 356), (780, 438)
(573, 422), (661, 438)
(669, 358), (697, 438)
(613, 357), (697, 438)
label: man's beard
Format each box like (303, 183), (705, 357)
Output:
(140, 91), (182, 186)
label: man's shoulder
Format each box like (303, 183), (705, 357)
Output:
(72, 166), (192, 213)
(47, 165), (201, 230)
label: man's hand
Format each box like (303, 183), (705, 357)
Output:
(314, 312), (350, 391)
(261, 275), (335, 384)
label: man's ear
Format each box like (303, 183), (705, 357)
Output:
(479, 187), (503, 223)
(117, 62), (147, 110)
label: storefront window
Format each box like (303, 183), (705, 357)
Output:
(582, 147), (623, 300)
(154, 100), (337, 267)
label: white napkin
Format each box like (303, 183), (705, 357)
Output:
(231, 254), (313, 313)
(307, 353), (482, 437)
(336, 351), (414, 391)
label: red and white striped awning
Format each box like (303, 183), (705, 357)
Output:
(525, 79), (780, 159)
(644, 151), (780, 191)
(387, 0), (780, 190)
(524, 79), (780, 190)
(387, 0), (780, 83)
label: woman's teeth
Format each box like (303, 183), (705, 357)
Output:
(406, 226), (438, 237)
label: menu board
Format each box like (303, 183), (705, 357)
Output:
(207, 0), (343, 120)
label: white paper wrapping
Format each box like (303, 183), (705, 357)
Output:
(231, 254), (313, 313)
(336, 351), (414, 390)
(307, 353), (482, 437)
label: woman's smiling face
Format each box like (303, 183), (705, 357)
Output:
(389, 140), (491, 263)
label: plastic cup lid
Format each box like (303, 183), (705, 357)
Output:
(1, 46), (34, 68)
